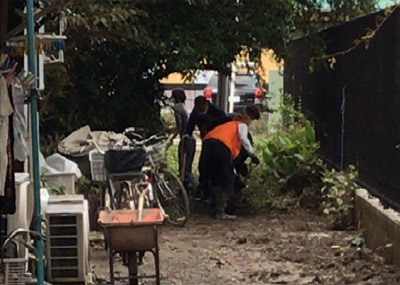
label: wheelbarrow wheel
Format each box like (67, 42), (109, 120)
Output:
(156, 169), (190, 226)
(128, 252), (138, 285)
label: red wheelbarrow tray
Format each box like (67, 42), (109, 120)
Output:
(98, 208), (164, 252)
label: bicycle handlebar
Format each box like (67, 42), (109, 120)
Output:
(131, 134), (166, 147)
(87, 131), (167, 155)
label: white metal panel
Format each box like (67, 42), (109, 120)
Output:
(45, 197), (89, 283)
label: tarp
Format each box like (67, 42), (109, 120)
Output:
(44, 153), (82, 179)
(58, 125), (130, 157)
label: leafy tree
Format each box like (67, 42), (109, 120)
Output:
(40, 0), (377, 151)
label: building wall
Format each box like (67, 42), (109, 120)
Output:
(259, 50), (282, 83)
(161, 73), (187, 84)
(268, 70), (283, 128)
(161, 49), (283, 85)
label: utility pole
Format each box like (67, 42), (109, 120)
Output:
(228, 64), (236, 113)
(26, 0), (45, 283)
(217, 73), (229, 113)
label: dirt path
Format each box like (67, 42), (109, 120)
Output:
(91, 210), (400, 285)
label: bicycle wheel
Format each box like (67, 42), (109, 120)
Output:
(127, 252), (138, 285)
(115, 181), (133, 209)
(155, 169), (190, 226)
(105, 178), (116, 209)
(106, 178), (132, 209)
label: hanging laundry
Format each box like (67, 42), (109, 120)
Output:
(12, 85), (29, 162)
(0, 75), (13, 197)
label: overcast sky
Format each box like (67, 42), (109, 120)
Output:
(320, 0), (397, 9)
(378, 0), (397, 8)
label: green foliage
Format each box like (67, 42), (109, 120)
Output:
(245, 95), (320, 211)
(39, 0), (377, 147)
(40, 170), (67, 195)
(261, 95), (320, 181)
(320, 165), (358, 230)
(246, 162), (297, 212)
(40, 170), (48, 187)
(249, 113), (270, 137)
(41, 40), (165, 147)
(347, 233), (366, 248)
(167, 144), (180, 176)
(76, 175), (98, 196)
(48, 183), (67, 196)
(245, 94), (358, 230)
(262, 122), (319, 178)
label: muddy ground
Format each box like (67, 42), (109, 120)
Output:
(91, 209), (400, 285)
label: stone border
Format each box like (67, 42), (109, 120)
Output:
(355, 188), (400, 266)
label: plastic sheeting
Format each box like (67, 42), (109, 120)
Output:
(45, 153), (82, 179)
(58, 125), (130, 157)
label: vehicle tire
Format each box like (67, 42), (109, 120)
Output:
(156, 169), (190, 226)
(127, 252), (138, 285)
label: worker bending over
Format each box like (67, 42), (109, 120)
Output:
(185, 96), (227, 198)
(201, 104), (261, 220)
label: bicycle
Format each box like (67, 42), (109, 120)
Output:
(89, 128), (190, 227)
(90, 130), (189, 285)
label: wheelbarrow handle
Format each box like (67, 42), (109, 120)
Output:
(138, 189), (149, 221)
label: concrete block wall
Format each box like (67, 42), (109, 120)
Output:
(355, 189), (400, 266)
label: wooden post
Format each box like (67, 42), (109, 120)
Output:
(0, 0), (9, 41)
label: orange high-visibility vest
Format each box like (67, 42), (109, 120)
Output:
(204, 121), (241, 158)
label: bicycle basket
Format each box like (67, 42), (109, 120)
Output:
(146, 142), (167, 166)
(104, 148), (146, 174)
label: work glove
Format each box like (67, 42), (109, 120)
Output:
(251, 156), (260, 165)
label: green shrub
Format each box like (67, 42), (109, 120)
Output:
(244, 94), (359, 230)
(245, 112), (318, 212)
(167, 144), (179, 175)
(320, 165), (358, 230)
(262, 94), (319, 180)
(261, 120), (319, 180)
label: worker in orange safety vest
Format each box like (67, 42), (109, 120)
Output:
(201, 104), (261, 220)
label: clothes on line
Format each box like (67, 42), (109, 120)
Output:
(0, 75), (13, 197)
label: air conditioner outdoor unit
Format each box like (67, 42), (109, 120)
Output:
(45, 195), (90, 283)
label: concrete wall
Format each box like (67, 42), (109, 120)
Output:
(355, 189), (400, 266)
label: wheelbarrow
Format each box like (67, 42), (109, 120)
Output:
(98, 208), (164, 285)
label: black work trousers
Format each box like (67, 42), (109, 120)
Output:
(178, 136), (196, 191)
(200, 139), (235, 214)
